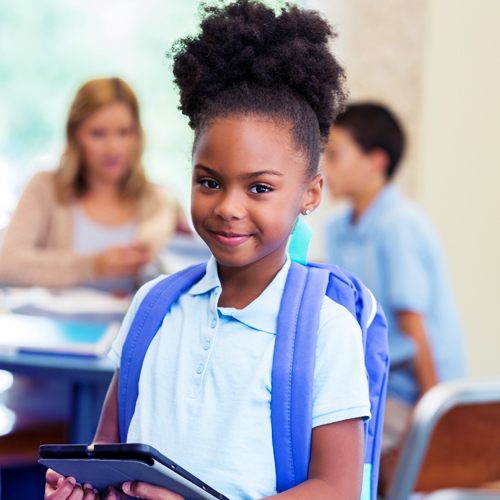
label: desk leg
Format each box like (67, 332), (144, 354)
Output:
(69, 382), (107, 444)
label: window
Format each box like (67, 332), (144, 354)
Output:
(0, 0), (203, 227)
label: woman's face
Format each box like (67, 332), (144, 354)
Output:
(191, 116), (322, 274)
(76, 102), (138, 185)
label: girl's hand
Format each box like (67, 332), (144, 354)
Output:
(121, 481), (184, 500)
(45, 469), (102, 500)
(103, 486), (127, 499)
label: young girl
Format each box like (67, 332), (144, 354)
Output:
(45, 1), (370, 499)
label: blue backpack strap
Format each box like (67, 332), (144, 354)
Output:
(362, 301), (389, 500)
(118, 263), (207, 442)
(329, 266), (389, 500)
(293, 262), (389, 500)
(272, 262), (330, 492)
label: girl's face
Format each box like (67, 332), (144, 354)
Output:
(191, 116), (322, 273)
(76, 102), (138, 186)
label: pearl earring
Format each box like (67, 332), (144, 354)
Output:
(304, 209), (311, 215)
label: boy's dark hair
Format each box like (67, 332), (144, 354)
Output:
(334, 103), (405, 180)
(169, 0), (347, 178)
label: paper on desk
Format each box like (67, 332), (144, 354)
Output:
(0, 287), (132, 315)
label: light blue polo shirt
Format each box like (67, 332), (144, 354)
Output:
(109, 255), (370, 500)
(325, 185), (467, 404)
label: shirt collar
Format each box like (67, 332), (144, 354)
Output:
(344, 184), (399, 238)
(189, 254), (291, 335)
(189, 256), (221, 296)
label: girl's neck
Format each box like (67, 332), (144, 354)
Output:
(352, 181), (386, 223)
(217, 250), (287, 309)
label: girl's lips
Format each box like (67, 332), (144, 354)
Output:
(210, 231), (251, 247)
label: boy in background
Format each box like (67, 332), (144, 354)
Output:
(323, 103), (467, 454)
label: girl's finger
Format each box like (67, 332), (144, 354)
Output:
(82, 483), (97, 500)
(122, 481), (184, 499)
(46, 469), (65, 487)
(105, 486), (127, 500)
(45, 476), (77, 500)
(67, 483), (84, 500)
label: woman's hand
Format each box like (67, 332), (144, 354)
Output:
(94, 244), (151, 278)
(121, 481), (184, 499)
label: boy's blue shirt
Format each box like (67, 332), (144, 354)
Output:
(109, 254), (370, 500)
(325, 185), (467, 404)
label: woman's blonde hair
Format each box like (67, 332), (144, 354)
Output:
(55, 77), (148, 203)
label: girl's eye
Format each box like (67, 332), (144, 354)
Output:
(200, 179), (220, 189)
(250, 184), (272, 194)
(91, 130), (105, 138)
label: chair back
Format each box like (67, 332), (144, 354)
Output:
(387, 378), (500, 500)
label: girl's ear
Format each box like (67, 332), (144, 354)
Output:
(301, 173), (323, 215)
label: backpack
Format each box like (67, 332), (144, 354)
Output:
(118, 261), (389, 500)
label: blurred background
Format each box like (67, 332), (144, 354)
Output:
(1, 0), (499, 373)
(0, 0), (201, 226)
(0, 1), (499, 496)
(1, 0), (499, 377)
(304, 0), (500, 381)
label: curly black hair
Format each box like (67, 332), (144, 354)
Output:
(170, 0), (347, 176)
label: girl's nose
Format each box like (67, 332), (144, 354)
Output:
(214, 191), (246, 221)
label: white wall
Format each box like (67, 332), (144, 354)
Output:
(312, 0), (500, 378)
(417, 0), (500, 377)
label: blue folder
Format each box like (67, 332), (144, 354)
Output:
(0, 314), (119, 357)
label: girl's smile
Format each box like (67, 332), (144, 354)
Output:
(191, 116), (322, 282)
(209, 230), (253, 247)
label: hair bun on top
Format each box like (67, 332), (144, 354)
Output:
(170, 0), (347, 141)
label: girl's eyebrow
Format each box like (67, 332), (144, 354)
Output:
(194, 164), (283, 179)
(194, 164), (218, 176)
(243, 170), (284, 179)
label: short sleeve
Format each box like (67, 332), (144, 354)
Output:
(380, 220), (430, 314)
(312, 297), (371, 428)
(108, 275), (167, 367)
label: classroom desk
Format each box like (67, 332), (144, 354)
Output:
(0, 351), (115, 444)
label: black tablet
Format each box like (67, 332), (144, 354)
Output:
(39, 443), (230, 500)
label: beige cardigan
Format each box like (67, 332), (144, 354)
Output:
(0, 171), (179, 287)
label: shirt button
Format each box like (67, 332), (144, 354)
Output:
(211, 319), (217, 328)
(197, 364), (204, 374)
(204, 340), (210, 350)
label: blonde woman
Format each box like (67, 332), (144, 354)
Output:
(0, 78), (184, 293)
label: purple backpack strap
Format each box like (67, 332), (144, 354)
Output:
(118, 263), (207, 442)
(272, 262), (330, 492)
